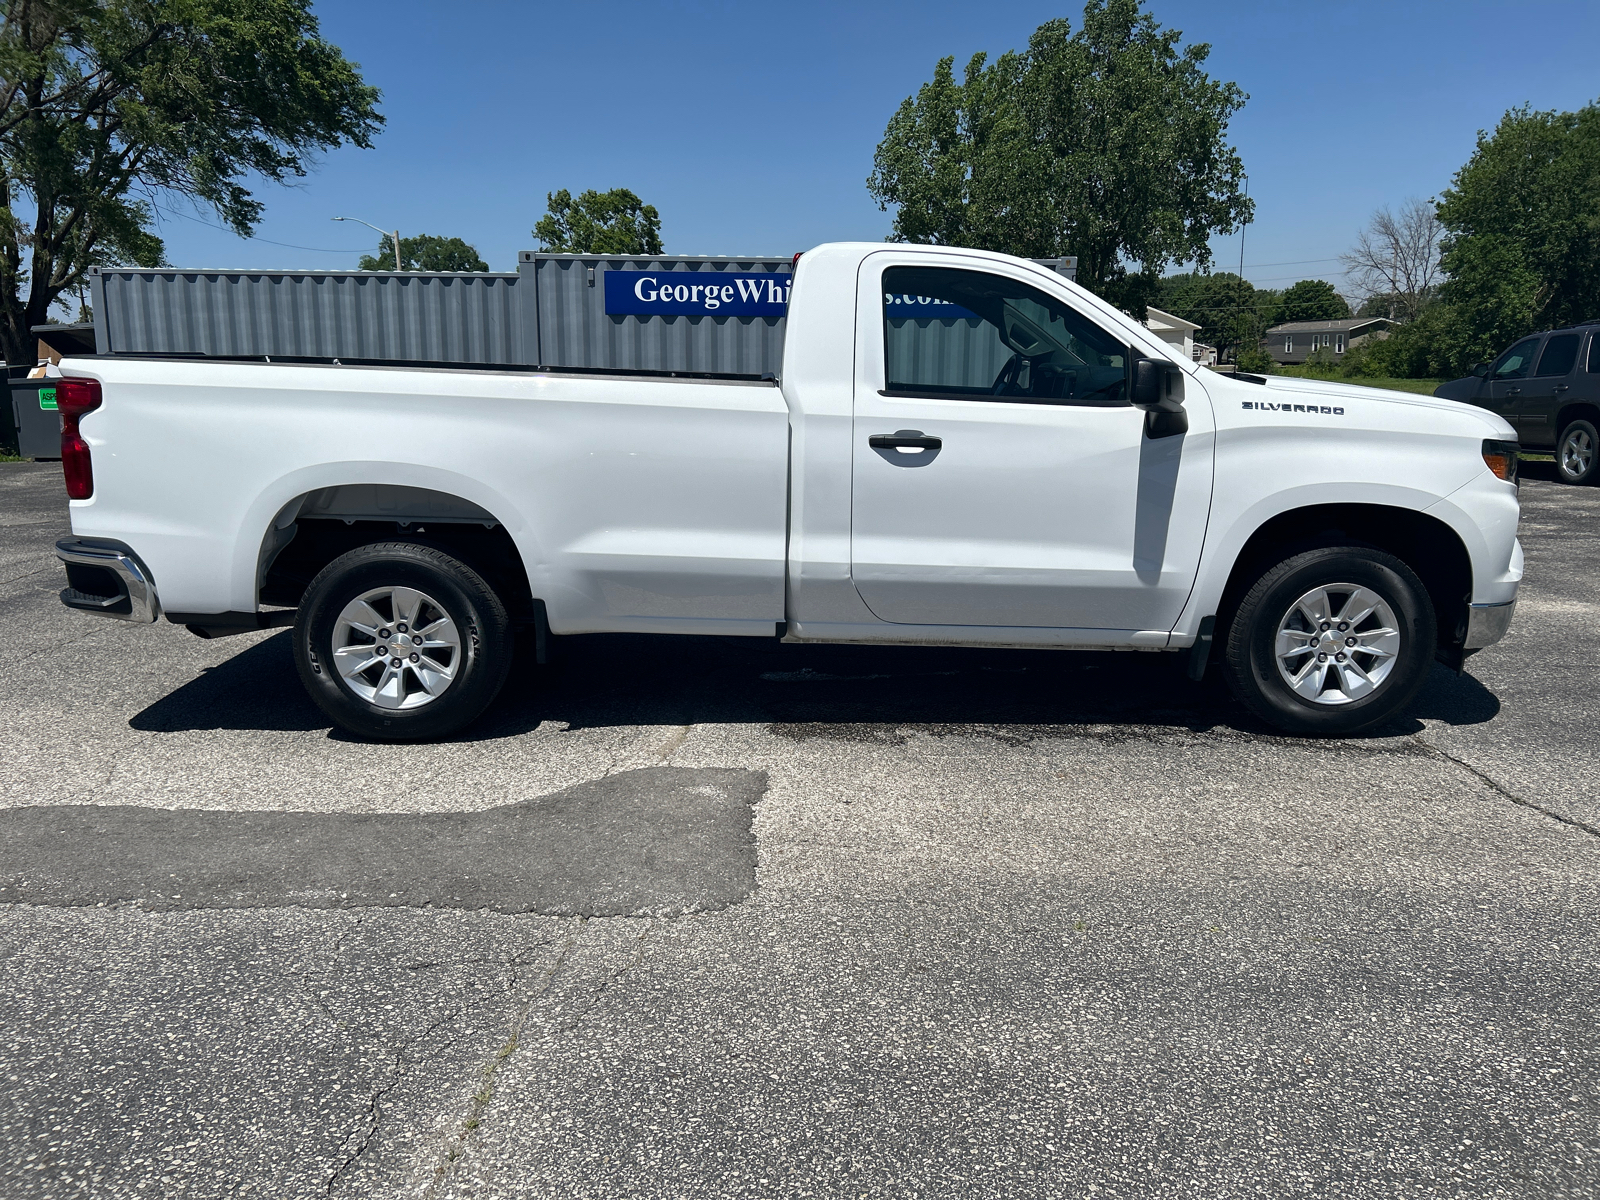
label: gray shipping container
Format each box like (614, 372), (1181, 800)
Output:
(84, 253), (1077, 379)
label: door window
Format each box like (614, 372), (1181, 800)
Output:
(1586, 332), (1600, 373)
(882, 266), (1128, 406)
(1534, 333), (1580, 377)
(1492, 337), (1542, 379)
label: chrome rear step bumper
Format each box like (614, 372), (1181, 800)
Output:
(55, 538), (161, 623)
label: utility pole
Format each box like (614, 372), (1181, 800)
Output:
(333, 216), (404, 270)
(1235, 177), (1250, 364)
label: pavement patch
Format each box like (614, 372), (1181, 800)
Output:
(0, 766), (763, 915)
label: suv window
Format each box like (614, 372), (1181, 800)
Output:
(882, 266), (1128, 406)
(1587, 332), (1600, 373)
(1492, 337), (1542, 379)
(1535, 333), (1580, 377)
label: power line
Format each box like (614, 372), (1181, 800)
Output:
(152, 204), (368, 254)
(1242, 256), (1344, 269)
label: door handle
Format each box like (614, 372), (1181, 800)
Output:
(869, 431), (942, 452)
(1553, 384), (1570, 394)
(1506, 387), (1521, 396)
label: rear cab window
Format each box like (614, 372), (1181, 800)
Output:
(882, 266), (1128, 406)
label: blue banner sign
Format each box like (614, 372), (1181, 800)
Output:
(883, 292), (979, 320)
(604, 270), (792, 317)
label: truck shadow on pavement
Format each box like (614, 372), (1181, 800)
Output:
(129, 627), (1503, 744)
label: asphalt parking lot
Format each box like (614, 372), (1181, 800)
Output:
(2, 459), (1597, 1198)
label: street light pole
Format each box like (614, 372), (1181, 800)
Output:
(333, 216), (403, 271)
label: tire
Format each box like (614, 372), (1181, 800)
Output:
(293, 542), (512, 741)
(1221, 546), (1436, 736)
(1556, 418), (1599, 485)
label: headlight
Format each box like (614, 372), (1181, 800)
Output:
(1481, 439), (1519, 485)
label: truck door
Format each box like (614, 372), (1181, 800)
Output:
(848, 255), (1214, 633)
(1519, 331), (1581, 450)
(1484, 335), (1543, 434)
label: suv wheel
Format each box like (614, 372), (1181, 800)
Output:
(293, 542), (512, 741)
(1557, 418), (1599, 485)
(1222, 546), (1436, 736)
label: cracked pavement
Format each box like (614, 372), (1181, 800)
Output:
(1, 460), (1598, 1197)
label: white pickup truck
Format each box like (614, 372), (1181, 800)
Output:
(50, 242), (1522, 739)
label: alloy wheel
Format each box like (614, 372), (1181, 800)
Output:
(1273, 583), (1401, 705)
(331, 585), (462, 709)
(1560, 426), (1594, 481)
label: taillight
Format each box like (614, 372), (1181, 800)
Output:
(1482, 438), (1518, 486)
(57, 378), (102, 500)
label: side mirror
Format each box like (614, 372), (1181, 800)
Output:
(1471, 362), (1490, 378)
(1130, 356), (1182, 412)
(1130, 356), (1187, 439)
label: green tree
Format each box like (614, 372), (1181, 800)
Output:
(867, 0), (1252, 314)
(0, 0), (382, 363)
(1158, 270), (1267, 359)
(1437, 102), (1600, 370)
(358, 233), (488, 272)
(534, 188), (662, 255)
(1277, 279), (1349, 323)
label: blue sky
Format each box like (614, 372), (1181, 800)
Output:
(152, 0), (1600, 297)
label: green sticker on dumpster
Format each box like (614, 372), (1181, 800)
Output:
(38, 388), (56, 411)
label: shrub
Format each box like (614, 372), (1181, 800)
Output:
(1339, 305), (1465, 379)
(1233, 344), (1277, 374)
(1302, 346), (1340, 376)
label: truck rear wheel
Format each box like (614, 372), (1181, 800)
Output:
(1221, 546), (1435, 736)
(292, 542), (512, 741)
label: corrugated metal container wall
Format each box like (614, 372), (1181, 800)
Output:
(85, 255), (1075, 374)
(886, 317), (1013, 389)
(90, 269), (527, 364)
(526, 254), (791, 375)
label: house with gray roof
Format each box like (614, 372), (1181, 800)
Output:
(1262, 316), (1392, 365)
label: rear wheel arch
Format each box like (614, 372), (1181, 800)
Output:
(1555, 400), (1600, 438)
(256, 484), (539, 624)
(1216, 504), (1473, 663)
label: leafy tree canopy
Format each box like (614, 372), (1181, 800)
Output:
(1157, 270), (1270, 358)
(1277, 279), (1349, 323)
(0, 0), (382, 362)
(534, 188), (662, 255)
(358, 233), (488, 272)
(867, 0), (1252, 315)
(1438, 102), (1600, 367)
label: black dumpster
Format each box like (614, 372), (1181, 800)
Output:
(9, 377), (62, 460)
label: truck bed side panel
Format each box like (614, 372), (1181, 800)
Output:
(65, 360), (791, 634)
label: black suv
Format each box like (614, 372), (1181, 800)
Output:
(1435, 325), (1600, 484)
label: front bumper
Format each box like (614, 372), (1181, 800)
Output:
(1464, 598), (1516, 650)
(55, 537), (161, 623)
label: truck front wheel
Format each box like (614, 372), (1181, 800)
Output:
(292, 542), (512, 741)
(1221, 546), (1436, 736)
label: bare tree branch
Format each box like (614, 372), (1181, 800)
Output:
(1341, 198), (1442, 322)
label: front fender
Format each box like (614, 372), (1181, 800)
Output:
(1173, 481), (1474, 643)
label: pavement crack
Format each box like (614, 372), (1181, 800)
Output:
(555, 919), (653, 1036)
(421, 927), (584, 1199)
(0, 562), (56, 587)
(1422, 737), (1600, 840)
(325, 1007), (455, 1196)
(654, 724), (693, 762)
